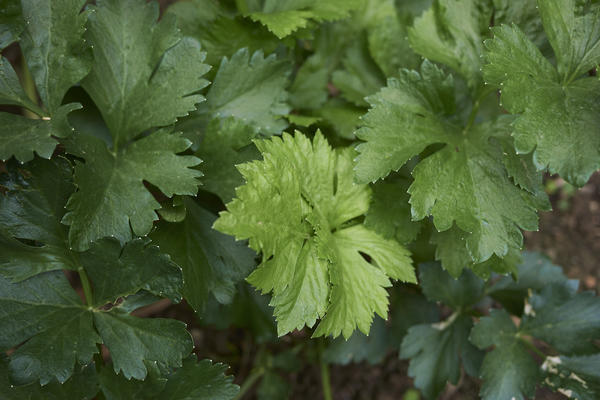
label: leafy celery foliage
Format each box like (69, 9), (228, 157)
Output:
(0, 0), (599, 399)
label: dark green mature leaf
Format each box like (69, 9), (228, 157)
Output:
(1, 355), (99, 400)
(0, 104), (79, 163)
(62, 131), (201, 251)
(355, 61), (545, 264)
(0, 272), (100, 385)
(324, 316), (390, 365)
(244, 0), (363, 38)
(83, 238), (183, 306)
(492, 0), (545, 47)
(256, 371), (290, 400)
(488, 252), (577, 314)
(0, 267), (190, 384)
(0, 157), (189, 384)
(0, 158), (76, 280)
(0, 0), (90, 163)
(93, 310), (191, 380)
(215, 131), (415, 338)
(470, 310), (540, 400)
(0, 56), (40, 111)
(99, 356), (238, 400)
(197, 48), (291, 135)
(430, 226), (522, 278)
(151, 197), (256, 312)
(543, 354), (600, 399)
(484, 1), (600, 186)
(419, 262), (484, 309)
(20, 0), (91, 114)
(325, 290), (439, 366)
(82, 0), (209, 148)
(332, 38), (385, 107)
(364, 180), (422, 245)
(195, 118), (260, 203)
(0, 0), (23, 50)
(408, 0), (492, 89)
(538, 0), (600, 80)
(401, 315), (482, 400)
(521, 285), (600, 354)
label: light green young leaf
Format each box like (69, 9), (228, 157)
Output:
(215, 131), (415, 339)
(401, 315), (482, 400)
(151, 197), (256, 312)
(470, 310), (540, 400)
(62, 131), (201, 251)
(197, 48), (291, 135)
(484, 3), (600, 186)
(19, 0), (91, 114)
(408, 0), (492, 88)
(82, 0), (210, 148)
(355, 61), (543, 263)
(245, 0), (363, 38)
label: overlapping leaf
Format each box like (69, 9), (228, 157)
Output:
(98, 356), (239, 400)
(355, 61), (547, 268)
(0, 158), (190, 384)
(484, 0), (600, 186)
(215, 131), (415, 338)
(243, 0), (363, 38)
(195, 48), (291, 136)
(408, 0), (492, 89)
(62, 0), (208, 250)
(151, 197), (256, 312)
(470, 310), (540, 400)
(0, 0), (90, 163)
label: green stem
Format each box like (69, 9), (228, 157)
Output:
(463, 86), (495, 134)
(233, 368), (265, 400)
(518, 335), (547, 359)
(19, 53), (46, 118)
(78, 267), (94, 306)
(318, 339), (333, 400)
(235, 0), (249, 14)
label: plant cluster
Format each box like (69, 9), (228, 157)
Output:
(0, 0), (599, 399)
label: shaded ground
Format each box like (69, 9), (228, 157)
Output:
(525, 174), (600, 293)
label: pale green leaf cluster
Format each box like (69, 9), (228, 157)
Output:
(215, 131), (415, 338)
(244, 0), (363, 38)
